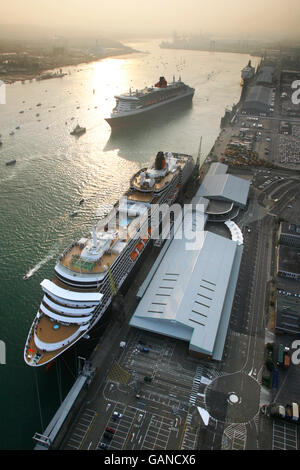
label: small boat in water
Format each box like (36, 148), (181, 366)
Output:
(69, 211), (78, 217)
(70, 124), (86, 136)
(6, 159), (16, 166)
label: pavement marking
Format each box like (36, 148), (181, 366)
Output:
(272, 421), (297, 450)
(65, 409), (98, 450)
(222, 424), (247, 451)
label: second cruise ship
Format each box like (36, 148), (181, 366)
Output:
(24, 151), (195, 367)
(105, 76), (195, 130)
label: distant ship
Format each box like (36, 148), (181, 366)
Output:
(36, 70), (67, 81)
(24, 151), (195, 367)
(105, 76), (195, 130)
(5, 159), (16, 166)
(241, 60), (255, 85)
(70, 125), (86, 136)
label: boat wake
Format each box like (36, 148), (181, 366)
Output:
(23, 250), (56, 280)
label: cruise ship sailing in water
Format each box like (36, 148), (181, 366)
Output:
(105, 76), (195, 129)
(24, 151), (195, 366)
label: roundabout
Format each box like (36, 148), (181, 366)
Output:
(205, 372), (260, 424)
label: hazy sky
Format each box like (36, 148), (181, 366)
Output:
(2, 0), (300, 39)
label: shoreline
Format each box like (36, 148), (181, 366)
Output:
(0, 48), (138, 85)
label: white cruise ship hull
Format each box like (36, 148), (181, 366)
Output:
(105, 89), (194, 130)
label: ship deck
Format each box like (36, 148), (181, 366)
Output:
(53, 276), (99, 292)
(60, 243), (119, 274)
(26, 315), (81, 365)
(132, 172), (175, 191)
(131, 159), (186, 192)
(59, 220), (134, 274)
(126, 190), (153, 203)
(37, 314), (79, 343)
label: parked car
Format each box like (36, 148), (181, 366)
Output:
(144, 376), (152, 383)
(98, 443), (108, 449)
(113, 411), (123, 419)
(140, 347), (149, 353)
(103, 432), (113, 440)
(106, 427), (116, 434)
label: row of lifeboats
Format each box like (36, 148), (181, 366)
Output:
(130, 228), (151, 261)
(129, 183), (181, 261)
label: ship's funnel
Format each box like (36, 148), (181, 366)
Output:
(155, 151), (166, 170)
(155, 76), (167, 88)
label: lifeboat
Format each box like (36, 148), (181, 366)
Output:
(130, 250), (138, 261)
(136, 242), (144, 252)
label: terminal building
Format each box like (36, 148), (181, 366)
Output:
(256, 66), (275, 86)
(129, 164), (250, 361)
(279, 222), (300, 248)
(243, 85), (273, 114)
(275, 222), (300, 334)
(195, 163), (250, 222)
(277, 245), (300, 282)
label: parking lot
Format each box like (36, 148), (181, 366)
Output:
(64, 408), (97, 450)
(279, 127), (300, 165)
(96, 405), (139, 450)
(93, 404), (184, 451)
(141, 414), (177, 450)
(272, 421), (298, 450)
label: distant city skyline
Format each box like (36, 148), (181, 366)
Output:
(1, 0), (300, 41)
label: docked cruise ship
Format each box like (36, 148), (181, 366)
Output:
(24, 151), (195, 367)
(241, 60), (255, 84)
(105, 76), (195, 130)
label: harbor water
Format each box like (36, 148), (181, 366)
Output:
(0, 39), (258, 449)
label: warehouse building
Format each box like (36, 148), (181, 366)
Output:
(243, 85), (273, 114)
(129, 166), (250, 361)
(196, 162), (250, 221)
(256, 66), (275, 86)
(130, 221), (243, 360)
(279, 222), (300, 248)
(277, 245), (300, 281)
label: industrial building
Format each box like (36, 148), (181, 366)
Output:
(196, 162), (250, 221)
(279, 222), (300, 248)
(243, 85), (273, 114)
(275, 223), (300, 334)
(256, 66), (275, 86)
(276, 286), (300, 335)
(129, 164), (250, 361)
(277, 245), (300, 281)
